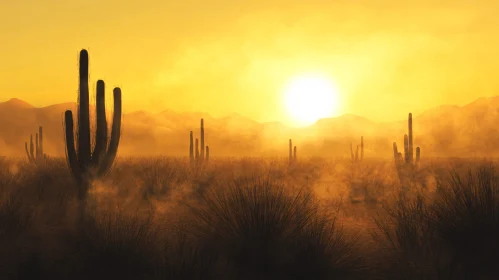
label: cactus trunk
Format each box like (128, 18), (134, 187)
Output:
(30, 135), (34, 161)
(393, 143), (399, 163)
(200, 119), (205, 162)
(77, 50), (91, 174)
(195, 138), (199, 161)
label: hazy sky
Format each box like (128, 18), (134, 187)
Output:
(1, 0), (498, 125)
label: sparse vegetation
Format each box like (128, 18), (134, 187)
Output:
(0, 156), (498, 279)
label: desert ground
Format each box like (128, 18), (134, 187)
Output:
(0, 154), (497, 280)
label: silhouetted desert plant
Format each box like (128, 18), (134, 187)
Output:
(62, 209), (160, 280)
(184, 176), (367, 279)
(428, 164), (499, 279)
(190, 118), (210, 168)
(25, 126), (47, 165)
(393, 113), (422, 186)
(350, 136), (364, 163)
(288, 138), (297, 164)
(372, 164), (499, 279)
(371, 193), (450, 279)
(64, 49), (122, 200)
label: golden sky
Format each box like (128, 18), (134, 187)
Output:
(1, 0), (499, 126)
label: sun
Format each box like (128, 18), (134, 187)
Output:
(283, 74), (341, 126)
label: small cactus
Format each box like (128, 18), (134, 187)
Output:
(195, 138), (199, 162)
(189, 118), (210, 167)
(25, 126), (47, 164)
(393, 113), (421, 181)
(350, 136), (364, 162)
(63, 49), (122, 199)
(289, 139), (297, 164)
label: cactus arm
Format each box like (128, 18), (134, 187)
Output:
(293, 146), (296, 160)
(206, 145), (209, 161)
(97, 87), (122, 177)
(77, 50), (91, 172)
(64, 110), (83, 183)
(29, 135), (34, 161)
(92, 80), (108, 167)
(25, 142), (33, 163)
(393, 142), (401, 167)
(289, 139), (292, 162)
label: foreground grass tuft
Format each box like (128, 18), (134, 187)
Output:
(185, 176), (367, 279)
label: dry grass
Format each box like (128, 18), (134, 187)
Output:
(0, 156), (497, 279)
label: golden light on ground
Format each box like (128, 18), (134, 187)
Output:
(283, 74), (341, 127)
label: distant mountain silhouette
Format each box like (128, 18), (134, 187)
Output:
(1, 96), (499, 157)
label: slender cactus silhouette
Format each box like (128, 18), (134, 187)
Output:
(189, 118), (210, 168)
(25, 126), (47, 164)
(288, 139), (297, 164)
(393, 113), (421, 182)
(350, 136), (364, 163)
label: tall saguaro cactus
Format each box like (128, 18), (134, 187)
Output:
(64, 49), (122, 199)
(25, 126), (47, 164)
(393, 113), (421, 171)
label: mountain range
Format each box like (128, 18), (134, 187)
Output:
(0, 96), (498, 158)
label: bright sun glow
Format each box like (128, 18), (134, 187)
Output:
(283, 74), (341, 126)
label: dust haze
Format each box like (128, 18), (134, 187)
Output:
(0, 96), (498, 158)
(2, 1), (499, 279)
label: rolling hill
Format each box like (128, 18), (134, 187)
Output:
(0, 96), (498, 158)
